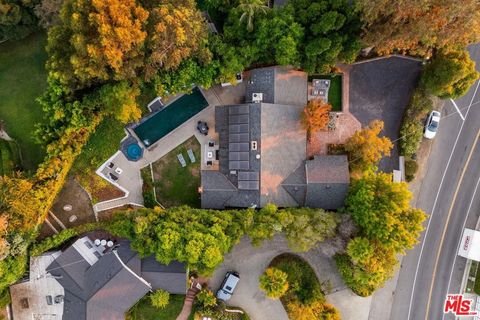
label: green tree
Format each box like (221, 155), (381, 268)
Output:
(421, 48), (479, 99)
(288, 0), (362, 73)
(345, 172), (426, 253)
(283, 208), (338, 252)
(150, 289), (170, 309)
(0, 0), (39, 41)
(336, 241), (397, 297)
(259, 267), (289, 298)
(237, 0), (268, 32)
(346, 237), (373, 264)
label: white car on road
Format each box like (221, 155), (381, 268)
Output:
(424, 110), (441, 139)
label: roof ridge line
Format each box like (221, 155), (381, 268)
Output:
(112, 251), (152, 290)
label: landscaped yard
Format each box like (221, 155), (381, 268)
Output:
(309, 74), (342, 112)
(71, 116), (126, 202)
(0, 32), (48, 171)
(0, 140), (20, 176)
(150, 136), (201, 207)
(126, 295), (186, 320)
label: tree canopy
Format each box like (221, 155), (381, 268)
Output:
(357, 0), (480, 56)
(46, 0), (149, 89)
(345, 172), (426, 252)
(421, 48), (479, 99)
(144, 0), (209, 80)
(344, 120), (393, 174)
(301, 99), (331, 141)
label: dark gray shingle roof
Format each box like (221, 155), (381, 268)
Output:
(305, 155), (350, 210)
(47, 238), (187, 320)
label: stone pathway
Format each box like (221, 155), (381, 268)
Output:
(176, 278), (207, 320)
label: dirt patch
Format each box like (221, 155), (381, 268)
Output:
(50, 177), (96, 229)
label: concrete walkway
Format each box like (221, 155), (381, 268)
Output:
(208, 235), (364, 320)
(94, 87), (226, 213)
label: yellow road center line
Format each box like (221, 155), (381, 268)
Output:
(425, 130), (480, 320)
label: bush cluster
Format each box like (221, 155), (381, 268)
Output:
(398, 88), (433, 158)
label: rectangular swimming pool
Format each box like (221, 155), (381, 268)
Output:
(133, 87), (209, 147)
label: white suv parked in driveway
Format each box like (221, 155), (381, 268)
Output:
(424, 110), (441, 139)
(216, 271), (240, 301)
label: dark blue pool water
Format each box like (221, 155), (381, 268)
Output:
(133, 87), (209, 147)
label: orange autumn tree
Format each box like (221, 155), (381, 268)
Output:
(47, 0), (149, 89)
(144, 0), (209, 80)
(344, 120), (393, 174)
(301, 99), (331, 141)
(357, 0), (480, 56)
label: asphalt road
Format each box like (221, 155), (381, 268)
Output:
(389, 44), (480, 320)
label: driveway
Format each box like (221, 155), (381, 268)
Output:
(349, 56), (422, 172)
(209, 235), (350, 320)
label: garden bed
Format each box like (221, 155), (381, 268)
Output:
(308, 74), (342, 112)
(126, 295), (187, 320)
(268, 254), (340, 320)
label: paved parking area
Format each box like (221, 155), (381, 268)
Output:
(349, 56), (422, 172)
(209, 235), (348, 320)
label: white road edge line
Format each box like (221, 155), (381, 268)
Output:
(450, 99), (466, 121)
(442, 175), (480, 320)
(407, 80), (480, 320)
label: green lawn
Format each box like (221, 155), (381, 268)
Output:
(150, 136), (201, 208)
(308, 74), (343, 112)
(127, 295), (185, 320)
(71, 116), (126, 202)
(0, 32), (48, 172)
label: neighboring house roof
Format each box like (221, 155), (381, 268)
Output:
(11, 236), (187, 320)
(246, 66), (308, 107)
(10, 252), (64, 320)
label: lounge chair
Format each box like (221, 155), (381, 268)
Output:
(187, 149), (196, 163)
(177, 154), (187, 167)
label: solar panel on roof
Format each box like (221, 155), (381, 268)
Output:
(239, 143), (249, 151)
(238, 171), (259, 181)
(229, 124), (249, 133)
(229, 143), (249, 152)
(229, 114), (249, 124)
(239, 161), (249, 169)
(229, 152), (249, 161)
(229, 133), (249, 143)
(238, 180), (259, 190)
(229, 105), (249, 115)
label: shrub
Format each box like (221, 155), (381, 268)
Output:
(399, 121), (423, 158)
(196, 288), (217, 309)
(398, 88), (433, 157)
(150, 289), (170, 309)
(259, 267), (289, 299)
(404, 159), (418, 182)
(30, 223), (103, 256)
(0, 288), (11, 308)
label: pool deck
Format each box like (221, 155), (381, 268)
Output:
(94, 86), (232, 212)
